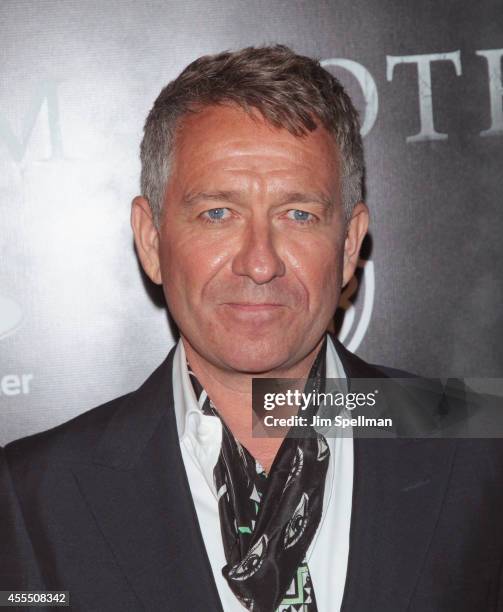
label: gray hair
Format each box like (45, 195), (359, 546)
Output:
(140, 45), (364, 226)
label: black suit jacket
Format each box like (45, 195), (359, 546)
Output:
(2, 340), (503, 611)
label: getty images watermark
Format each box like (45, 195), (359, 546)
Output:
(261, 388), (390, 430)
(252, 377), (503, 439)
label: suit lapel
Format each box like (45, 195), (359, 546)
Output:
(72, 347), (224, 611)
(333, 338), (457, 611)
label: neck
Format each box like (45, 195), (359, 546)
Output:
(182, 335), (326, 471)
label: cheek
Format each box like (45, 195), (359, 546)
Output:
(157, 235), (192, 305)
(158, 231), (230, 302)
(288, 236), (343, 303)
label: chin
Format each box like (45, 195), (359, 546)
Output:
(216, 341), (293, 374)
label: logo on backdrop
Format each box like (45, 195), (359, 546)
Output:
(0, 296), (34, 397)
(0, 79), (63, 163)
(335, 258), (375, 352)
(322, 48), (503, 141)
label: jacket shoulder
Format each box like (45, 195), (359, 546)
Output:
(5, 349), (177, 475)
(330, 334), (416, 379)
(4, 392), (133, 470)
(371, 363), (417, 378)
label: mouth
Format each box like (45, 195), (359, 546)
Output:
(224, 303), (284, 310)
(220, 303), (287, 322)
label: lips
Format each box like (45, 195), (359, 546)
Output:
(225, 303), (283, 310)
(221, 302), (285, 321)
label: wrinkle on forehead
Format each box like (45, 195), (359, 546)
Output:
(173, 105), (339, 168)
(166, 104), (341, 209)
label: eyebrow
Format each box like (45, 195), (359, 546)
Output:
(182, 190), (242, 207)
(276, 191), (334, 210)
(182, 190), (334, 209)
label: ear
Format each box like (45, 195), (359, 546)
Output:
(131, 196), (162, 285)
(342, 202), (369, 287)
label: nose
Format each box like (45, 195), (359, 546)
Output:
(231, 218), (286, 284)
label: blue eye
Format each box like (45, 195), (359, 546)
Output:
(203, 208), (230, 223)
(287, 209), (315, 223)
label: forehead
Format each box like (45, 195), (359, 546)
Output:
(169, 104), (340, 193)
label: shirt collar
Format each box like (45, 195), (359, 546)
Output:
(172, 338), (211, 441)
(172, 333), (347, 443)
(172, 334), (348, 505)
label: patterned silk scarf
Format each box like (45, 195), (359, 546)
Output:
(188, 338), (329, 612)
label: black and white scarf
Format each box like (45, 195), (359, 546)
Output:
(188, 337), (329, 611)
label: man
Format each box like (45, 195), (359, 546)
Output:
(1, 45), (503, 612)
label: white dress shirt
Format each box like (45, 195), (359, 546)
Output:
(171, 336), (353, 612)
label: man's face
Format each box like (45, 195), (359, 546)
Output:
(133, 104), (367, 373)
